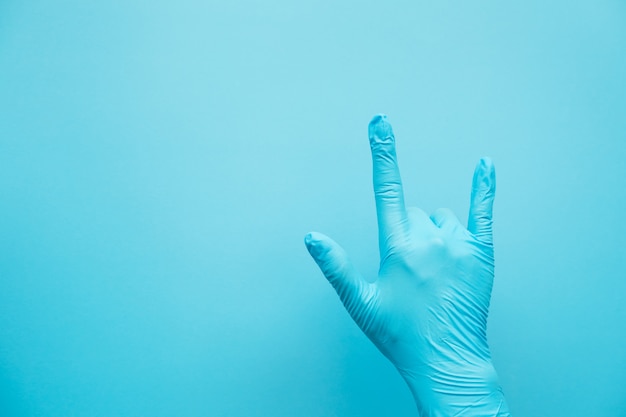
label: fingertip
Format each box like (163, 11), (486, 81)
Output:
(305, 231), (325, 244)
(304, 231), (328, 259)
(304, 232), (314, 248)
(480, 156), (494, 169)
(474, 157), (496, 195)
(304, 232), (317, 254)
(368, 114), (394, 145)
(369, 113), (387, 125)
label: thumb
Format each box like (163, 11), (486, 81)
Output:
(304, 232), (371, 314)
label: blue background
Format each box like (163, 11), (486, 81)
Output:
(1, 1), (625, 416)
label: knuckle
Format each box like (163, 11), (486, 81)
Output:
(374, 179), (402, 199)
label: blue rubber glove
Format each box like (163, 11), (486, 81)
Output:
(305, 115), (511, 416)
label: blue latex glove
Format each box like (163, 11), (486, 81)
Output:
(305, 115), (511, 416)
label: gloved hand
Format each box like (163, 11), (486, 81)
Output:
(305, 115), (511, 416)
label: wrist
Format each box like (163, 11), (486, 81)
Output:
(398, 358), (511, 417)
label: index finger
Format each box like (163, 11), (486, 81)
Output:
(467, 157), (496, 245)
(368, 114), (409, 252)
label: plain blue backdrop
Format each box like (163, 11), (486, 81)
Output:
(1, 1), (625, 416)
